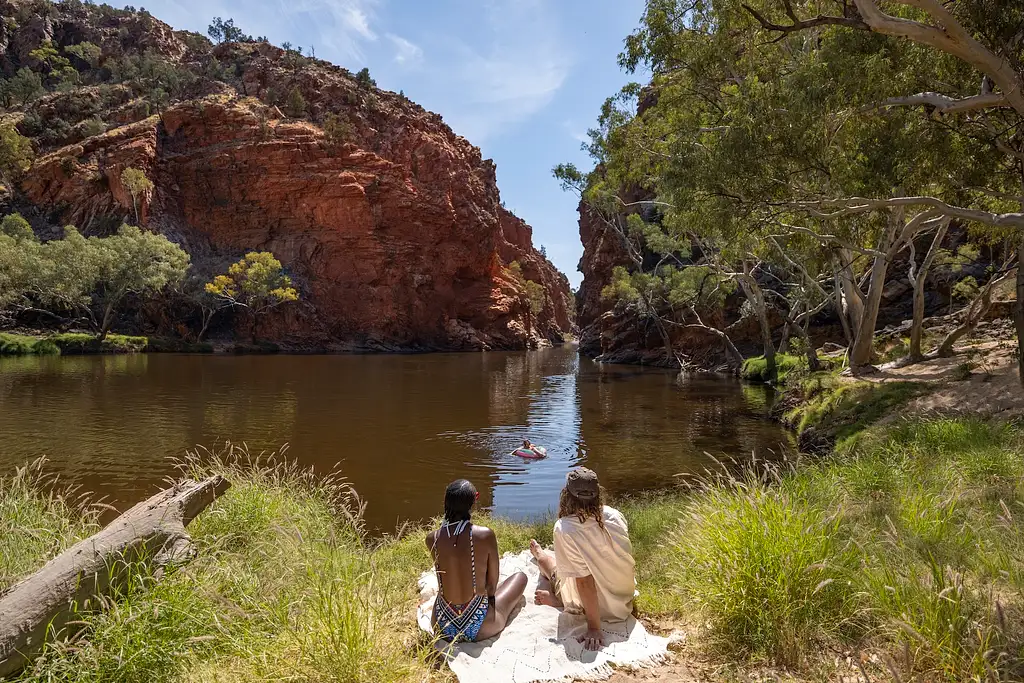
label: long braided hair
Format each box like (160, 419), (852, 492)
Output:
(443, 479), (477, 524)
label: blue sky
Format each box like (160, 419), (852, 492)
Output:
(120, 0), (646, 288)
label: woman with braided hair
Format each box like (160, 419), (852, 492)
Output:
(426, 479), (527, 643)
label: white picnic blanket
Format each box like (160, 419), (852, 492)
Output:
(417, 550), (669, 683)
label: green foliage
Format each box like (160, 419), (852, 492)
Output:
(92, 224), (190, 337)
(322, 112), (352, 144)
(0, 213), (34, 241)
(669, 470), (862, 662)
(741, 353), (803, 384)
(0, 332), (59, 356)
(952, 275), (980, 304)
(107, 51), (197, 107)
(355, 67), (376, 89)
(29, 40), (78, 89)
(785, 376), (929, 448)
(8, 447), (426, 682)
(64, 41), (102, 69)
(206, 253), (298, 341)
(0, 123), (34, 179)
(0, 458), (98, 591)
(49, 332), (148, 353)
(524, 279), (546, 316)
(0, 220), (189, 337)
(79, 116), (106, 137)
(1, 67), (44, 106)
(207, 16), (250, 43)
(120, 166), (154, 223)
(283, 86), (306, 118)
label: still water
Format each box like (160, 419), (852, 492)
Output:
(0, 347), (792, 531)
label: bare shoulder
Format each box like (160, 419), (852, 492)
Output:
(472, 525), (496, 542)
(424, 529), (437, 549)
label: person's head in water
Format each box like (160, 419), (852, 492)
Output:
(523, 439), (532, 448)
(444, 479), (478, 523)
(559, 467), (605, 529)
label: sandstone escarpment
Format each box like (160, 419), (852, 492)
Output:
(575, 197), (748, 369)
(4, 0), (571, 350)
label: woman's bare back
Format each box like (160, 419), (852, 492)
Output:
(426, 524), (494, 604)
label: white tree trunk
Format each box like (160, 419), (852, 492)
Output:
(907, 220), (949, 362)
(0, 477), (230, 678)
(737, 268), (776, 378)
(849, 209), (903, 370)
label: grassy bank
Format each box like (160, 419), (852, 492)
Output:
(4, 416), (1023, 681)
(0, 332), (213, 356)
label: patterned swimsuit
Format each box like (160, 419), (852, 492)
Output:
(433, 520), (489, 643)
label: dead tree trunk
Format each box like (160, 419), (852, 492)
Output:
(0, 476), (230, 679)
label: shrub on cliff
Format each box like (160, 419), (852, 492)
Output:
(120, 167), (154, 224)
(1, 67), (44, 106)
(0, 124), (34, 180)
(355, 67), (376, 89)
(284, 87), (306, 118)
(323, 112), (352, 145)
(0, 213), (34, 241)
(524, 279), (546, 315)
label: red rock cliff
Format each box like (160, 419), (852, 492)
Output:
(6, 3), (571, 350)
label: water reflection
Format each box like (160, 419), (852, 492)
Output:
(0, 348), (791, 531)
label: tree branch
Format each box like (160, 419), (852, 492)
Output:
(871, 91), (1010, 116)
(790, 196), (1024, 228)
(852, 0), (1024, 117)
(741, 3), (868, 34)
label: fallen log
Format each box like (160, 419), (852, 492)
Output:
(0, 476), (230, 679)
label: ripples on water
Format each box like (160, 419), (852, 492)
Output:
(0, 348), (792, 531)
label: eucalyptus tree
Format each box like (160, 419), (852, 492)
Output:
(576, 0), (1022, 376)
(728, 0), (1024, 378)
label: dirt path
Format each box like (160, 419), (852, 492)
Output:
(871, 339), (1024, 419)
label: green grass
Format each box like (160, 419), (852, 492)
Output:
(51, 333), (149, 354)
(740, 353), (804, 384)
(0, 332), (152, 355)
(662, 418), (1024, 677)
(10, 446), (430, 683)
(0, 333), (61, 356)
(0, 459), (98, 591)
(783, 374), (928, 449)
(7, 419), (1024, 681)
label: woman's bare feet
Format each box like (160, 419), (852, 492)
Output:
(534, 589), (563, 609)
(529, 539), (557, 580)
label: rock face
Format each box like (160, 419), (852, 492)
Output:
(575, 198), (751, 369)
(5, 1), (571, 349)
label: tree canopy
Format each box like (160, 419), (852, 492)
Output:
(559, 0), (1024, 378)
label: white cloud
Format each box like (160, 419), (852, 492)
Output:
(436, 1), (571, 142)
(386, 33), (423, 66)
(342, 3), (376, 41)
(273, 0), (378, 61)
(563, 121), (591, 145)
